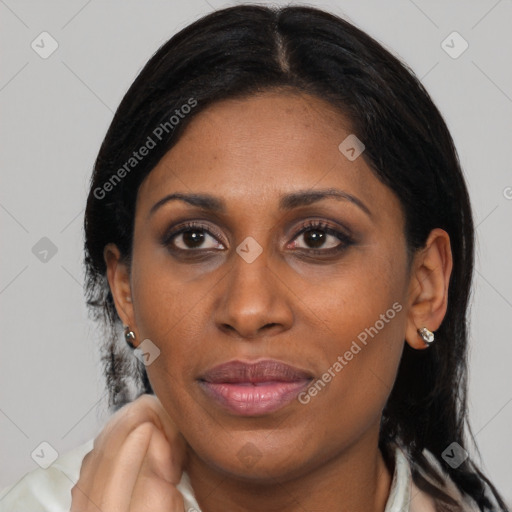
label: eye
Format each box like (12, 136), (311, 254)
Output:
(288, 220), (353, 252)
(164, 222), (225, 251)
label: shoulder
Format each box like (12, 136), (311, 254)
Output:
(0, 439), (94, 512)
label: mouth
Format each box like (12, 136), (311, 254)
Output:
(198, 359), (313, 416)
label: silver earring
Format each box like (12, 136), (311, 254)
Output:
(417, 327), (435, 346)
(124, 325), (136, 349)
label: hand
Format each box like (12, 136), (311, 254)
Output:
(71, 394), (187, 511)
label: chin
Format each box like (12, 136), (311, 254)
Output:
(190, 432), (317, 483)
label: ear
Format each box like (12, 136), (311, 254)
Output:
(104, 243), (139, 346)
(405, 228), (453, 350)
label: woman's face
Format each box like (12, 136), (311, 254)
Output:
(122, 91), (412, 480)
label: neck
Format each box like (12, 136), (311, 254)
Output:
(185, 432), (393, 512)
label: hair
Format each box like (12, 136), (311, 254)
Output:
(83, 4), (507, 510)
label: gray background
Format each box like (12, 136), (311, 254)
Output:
(1, 0), (511, 502)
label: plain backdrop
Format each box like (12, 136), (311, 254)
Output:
(1, 0), (511, 503)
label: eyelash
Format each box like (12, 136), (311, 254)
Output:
(292, 220), (354, 255)
(162, 220), (354, 256)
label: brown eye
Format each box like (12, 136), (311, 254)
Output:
(180, 230), (206, 248)
(302, 229), (329, 249)
(290, 221), (351, 252)
(164, 222), (225, 251)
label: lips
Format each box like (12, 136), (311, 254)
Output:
(198, 360), (313, 416)
(200, 359), (313, 384)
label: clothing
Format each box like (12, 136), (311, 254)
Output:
(0, 439), (484, 511)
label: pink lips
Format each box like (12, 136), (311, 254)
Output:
(198, 359), (313, 416)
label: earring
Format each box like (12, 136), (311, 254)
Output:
(123, 325), (137, 349)
(417, 327), (435, 346)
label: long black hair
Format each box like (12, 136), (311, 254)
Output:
(83, 5), (507, 510)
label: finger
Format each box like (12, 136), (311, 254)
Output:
(129, 474), (186, 512)
(94, 422), (156, 511)
(145, 419), (179, 484)
(94, 394), (186, 478)
(72, 395), (187, 510)
(130, 423), (186, 511)
(93, 395), (163, 451)
(72, 422), (181, 511)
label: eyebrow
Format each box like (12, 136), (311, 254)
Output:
(279, 188), (372, 217)
(149, 188), (372, 218)
(149, 193), (225, 217)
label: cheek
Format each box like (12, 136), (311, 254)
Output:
(129, 265), (208, 427)
(295, 237), (407, 347)
(131, 270), (205, 363)
(130, 233), (206, 342)
(293, 306), (405, 460)
(293, 241), (408, 406)
(128, 250), (203, 394)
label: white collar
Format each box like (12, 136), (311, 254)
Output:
(384, 445), (416, 512)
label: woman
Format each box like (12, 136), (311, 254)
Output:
(0, 4), (508, 511)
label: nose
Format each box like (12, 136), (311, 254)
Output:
(214, 250), (294, 340)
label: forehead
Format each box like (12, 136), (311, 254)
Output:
(136, 91), (401, 223)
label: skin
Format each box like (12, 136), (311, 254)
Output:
(82, 91), (452, 512)
(71, 395), (187, 511)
